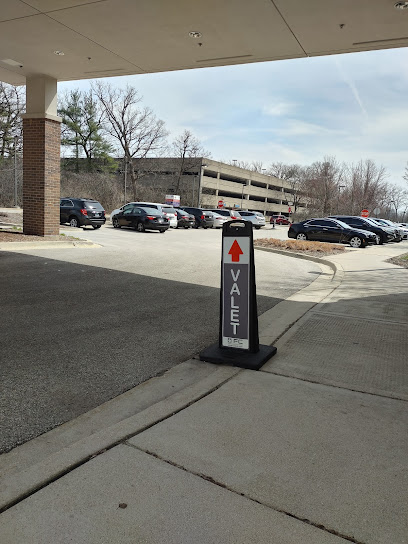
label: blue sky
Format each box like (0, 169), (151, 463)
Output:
(59, 47), (408, 187)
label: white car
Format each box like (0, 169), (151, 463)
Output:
(239, 210), (266, 229)
(207, 211), (229, 229)
(396, 223), (408, 239)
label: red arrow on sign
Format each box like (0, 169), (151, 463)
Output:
(229, 240), (244, 262)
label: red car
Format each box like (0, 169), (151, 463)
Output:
(270, 215), (291, 225)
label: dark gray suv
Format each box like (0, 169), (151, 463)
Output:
(60, 198), (106, 229)
(179, 207), (214, 229)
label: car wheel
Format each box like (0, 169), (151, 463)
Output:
(375, 235), (381, 245)
(193, 222), (199, 229)
(159, 229), (166, 233)
(203, 226), (208, 229)
(296, 233), (307, 241)
(92, 225), (101, 229)
(184, 226), (189, 229)
(69, 216), (79, 228)
(136, 222), (145, 232)
(112, 217), (121, 229)
(379, 235), (386, 245)
(255, 226), (261, 230)
(349, 236), (364, 248)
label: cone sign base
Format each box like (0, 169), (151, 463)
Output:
(199, 343), (277, 370)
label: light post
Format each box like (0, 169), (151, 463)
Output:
(337, 185), (345, 214)
(14, 135), (18, 208)
(232, 159), (237, 167)
(123, 156), (127, 204)
(197, 162), (207, 207)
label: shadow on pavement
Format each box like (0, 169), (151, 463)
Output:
(0, 250), (281, 453)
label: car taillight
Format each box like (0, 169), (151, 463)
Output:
(147, 216), (155, 220)
(201, 214), (204, 220)
(80, 209), (88, 216)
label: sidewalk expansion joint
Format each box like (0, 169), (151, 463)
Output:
(126, 443), (366, 544)
(314, 310), (408, 326)
(263, 369), (408, 403)
(0, 371), (239, 516)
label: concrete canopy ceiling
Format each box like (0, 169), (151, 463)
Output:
(0, 0), (408, 85)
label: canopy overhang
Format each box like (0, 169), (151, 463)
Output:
(1, 0), (408, 86)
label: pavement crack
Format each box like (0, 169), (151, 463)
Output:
(263, 370), (408, 402)
(127, 443), (366, 544)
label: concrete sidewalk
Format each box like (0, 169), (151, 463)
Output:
(0, 243), (407, 543)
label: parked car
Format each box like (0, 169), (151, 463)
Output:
(329, 215), (395, 244)
(288, 218), (377, 248)
(270, 215), (291, 225)
(175, 209), (195, 229)
(239, 210), (266, 229)
(369, 218), (404, 241)
(205, 208), (243, 222)
(179, 207), (214, 228)
(60, 198), (106, 229)
(396, 223), (408, 239)
(206, 211), (229, 229)
(110, 202), (137, 221)
(112, 205), (169, 233)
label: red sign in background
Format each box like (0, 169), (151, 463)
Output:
(361, 209), (369, 217)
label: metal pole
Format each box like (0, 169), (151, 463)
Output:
(197, 167), (203, 208)
(192, 175), (196, 206)
(124, 156), (127, 204)
(14, 136), (18, 207)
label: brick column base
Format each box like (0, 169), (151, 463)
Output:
(23, 117), (61, 236)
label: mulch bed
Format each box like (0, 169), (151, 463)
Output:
(254, 237), (346, 256)
(387, 254), (408, 269)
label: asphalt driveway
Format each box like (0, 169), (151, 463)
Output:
(0, 226), (320, 452)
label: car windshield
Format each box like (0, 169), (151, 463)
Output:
(210, 209), (230, 216)
(334, 219), (353, 229)
(162, 208), (177, 214)
(84, 201), (104, 210)
(139, 207), (159, 214)
(360, 218), (378, 226)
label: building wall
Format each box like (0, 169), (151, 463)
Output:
(129, 157), (299, 216)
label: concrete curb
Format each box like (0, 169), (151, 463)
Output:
(255, 245), (344, 278)
(256, 247), (344, 345)
(0, 364), (240, 512)
(0, 240), (100, 250)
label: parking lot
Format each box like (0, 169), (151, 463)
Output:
(0, 223), (320, 453)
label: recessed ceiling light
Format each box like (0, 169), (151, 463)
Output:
(189, 31), (202, 38)
(54, 50), (65, 56)
(395, 1), (408, 9)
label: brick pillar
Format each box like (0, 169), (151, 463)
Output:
(23, 117), (61, 236)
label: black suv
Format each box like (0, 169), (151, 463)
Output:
(329, 215), (394, 244)
(60, 198), (106, 229)
(179, 207), (214, 229)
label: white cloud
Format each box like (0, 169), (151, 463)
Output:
(262, 102), (296, 116)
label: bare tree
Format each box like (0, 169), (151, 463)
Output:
(171, 130), (210, 192)
(0, 82), (24, 158)
(385, 184), (408, 221)
(301, 157), (345, 216)
(225, 160), (264, 172)
(92, 82), (168, 201)
(344, 159), (388, 215)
